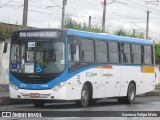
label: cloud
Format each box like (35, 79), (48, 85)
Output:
(29, 21), (60, 28)
(0, 0), (160, 40)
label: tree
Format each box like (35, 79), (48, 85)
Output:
(114, 28), (144, 39)
(114, 28), (128, 36)
(155, 44), (160, 64)
(129, 32), (144, 39)
(64, 18), (103, 33)
(0, 23), (19, 41)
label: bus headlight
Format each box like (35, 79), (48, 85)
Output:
(52, 81), (66, 91)
(9, 81), (19, 90)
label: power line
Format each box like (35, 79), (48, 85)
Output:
(0, 0), (13, 8)
(3, 5), (62, 17)
(50, 0), (62, 9)
(126, 0), (160, 14)
(12, 1), (61, 13)
(0, 0), (160, 37)
(67, 0), (102, 11)
(77, 0), (102, 10)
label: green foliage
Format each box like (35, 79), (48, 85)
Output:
(155, 44), (160, 64)
(0, 23), (15, 41)
(64, 18), (103, 33)
(129, 32), (144, 39)
(114, 28), (128, 36)
(114, 28), (144, 39)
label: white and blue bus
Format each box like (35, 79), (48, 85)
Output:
(8, 29), (155, 107)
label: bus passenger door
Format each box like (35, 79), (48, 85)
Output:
(101, 66), (121, 97)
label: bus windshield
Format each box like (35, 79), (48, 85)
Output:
(10, 41), (65, 74)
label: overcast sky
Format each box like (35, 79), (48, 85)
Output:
(0, 0), (160, 41)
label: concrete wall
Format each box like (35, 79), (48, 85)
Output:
(0, 43), (2, 79)
(155, 65), (160, 86)
(0, 41), (10, 85)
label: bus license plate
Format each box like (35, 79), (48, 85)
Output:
(30, 93), (40, 97)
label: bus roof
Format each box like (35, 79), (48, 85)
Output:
(67, 29), (153, 45)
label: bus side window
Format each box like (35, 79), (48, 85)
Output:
(71, 44), (80, 61)
(68, 44), (80, 61)
(121, 43), (131, 64)
(144, 45), (152, 65)
(68, 44), (80, 71)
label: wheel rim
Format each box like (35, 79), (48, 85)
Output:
(129, 86), (135, 100)
(81, 89), (89, 105)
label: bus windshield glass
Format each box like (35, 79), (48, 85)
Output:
(10, 41), (65, 74)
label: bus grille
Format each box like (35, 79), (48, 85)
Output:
(11, 73), (59, 84)
(18, 78), (53, 84)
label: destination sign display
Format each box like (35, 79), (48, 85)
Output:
(18, 31), (61, 38)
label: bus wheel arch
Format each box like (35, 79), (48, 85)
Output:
(117, 80), (136, 104)
(76, 81), (93, 107)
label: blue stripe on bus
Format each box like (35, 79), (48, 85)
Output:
(67, 29), (153, 45)
(9, 64), (154, 90)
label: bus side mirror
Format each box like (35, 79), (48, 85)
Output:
(3, 43), (8, 53)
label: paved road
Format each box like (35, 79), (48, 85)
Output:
(0, 96), (160, 119)
(0, 96), (160, 111)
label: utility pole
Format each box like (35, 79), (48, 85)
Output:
(22, 0), (29, 29)
(102, 0), (107, 32)
(88, 16), (91, 28)
(61, 0), (67, 28)
(146, 10), (149, 39)
(133, 29), (136, 35)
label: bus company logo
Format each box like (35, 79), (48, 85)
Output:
(86, 72), (97, 77)
(28, 75), (40, 78)
(103, 73), (113, 78)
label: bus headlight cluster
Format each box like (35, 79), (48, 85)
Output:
(52, 81), (66, 91)
(9, 81), (19, 90)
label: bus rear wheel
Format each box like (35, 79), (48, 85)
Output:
(76, 84), (89, 107)
(117, 83), (136, 104)
(32, 100), (45, 107)
(127, 83), (136, 104)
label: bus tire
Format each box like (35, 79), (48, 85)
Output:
(32, 100), (45, 107)
(117, 83), (136, 104)
(76, 84), (89, 107)
(126, 83), (136, 104)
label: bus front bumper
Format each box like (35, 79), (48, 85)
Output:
(9, 85), (67, 100)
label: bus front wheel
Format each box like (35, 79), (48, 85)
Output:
(76, 84), (89, 107)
